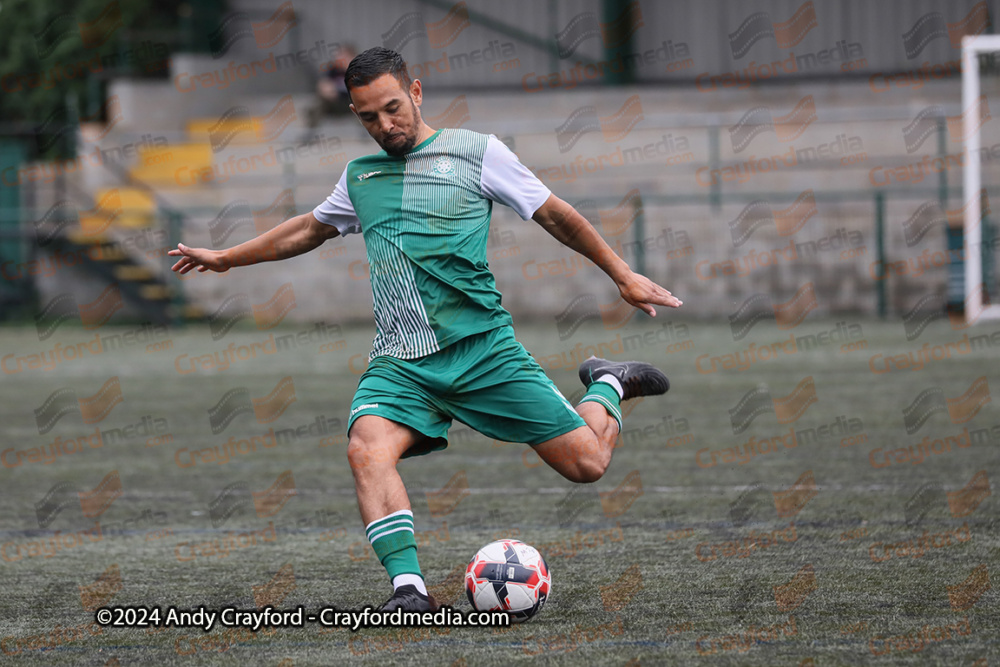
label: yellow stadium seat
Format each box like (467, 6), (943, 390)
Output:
(130, 143), (213, 185)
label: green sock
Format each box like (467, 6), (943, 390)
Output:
(366, 509), (423, 581)
(579, 382), (623, 433)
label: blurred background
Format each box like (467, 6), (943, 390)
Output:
(0, 0), (996, 327)
(2, 5), (998, 664)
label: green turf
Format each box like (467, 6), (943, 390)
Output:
(0, 317), (997, 665)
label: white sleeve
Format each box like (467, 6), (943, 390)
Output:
(312, 168), (361, 236)
(480, 135), (552, 220)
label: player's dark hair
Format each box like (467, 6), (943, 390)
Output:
(343, 47), (412, 97)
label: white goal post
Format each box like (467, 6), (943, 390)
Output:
(962, 35), (1000, 324)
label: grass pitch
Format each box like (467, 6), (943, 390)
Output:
(0, 317), (997, 665)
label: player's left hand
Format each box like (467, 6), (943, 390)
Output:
(616, 271), (683, 317)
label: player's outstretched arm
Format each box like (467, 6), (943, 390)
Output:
(168, 212), (340, 274)
(532, 194), (682, 316)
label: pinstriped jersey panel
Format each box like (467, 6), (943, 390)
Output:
(346, 129), (513, 360)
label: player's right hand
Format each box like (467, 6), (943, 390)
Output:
(168, 243), (229, 274)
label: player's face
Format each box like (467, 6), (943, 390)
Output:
(350, 74), (424, 156)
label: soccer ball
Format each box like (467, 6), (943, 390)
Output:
(465, 539), (550, 622)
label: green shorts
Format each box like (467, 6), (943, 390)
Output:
(348, 325), (587, 457)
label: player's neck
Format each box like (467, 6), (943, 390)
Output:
(415, 123), (436, 146)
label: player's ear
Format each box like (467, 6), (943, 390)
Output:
(409, 78), (423, 106)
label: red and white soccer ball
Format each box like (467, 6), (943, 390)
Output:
(465, 539), (550, 622)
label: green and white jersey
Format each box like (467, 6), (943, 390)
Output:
(313, 129), (551, 360)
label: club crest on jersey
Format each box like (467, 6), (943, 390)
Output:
(433, 156), (456, 176)
(357, 170), (382, 181)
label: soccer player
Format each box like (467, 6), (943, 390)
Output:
(169, 47), (682, 612)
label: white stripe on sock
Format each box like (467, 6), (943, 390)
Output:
(365, 509), (413, 533)
(392, 573), (427, 594)
(367, 525), (415, 544)
(366, 516), (414, 540)
(597, 374), (624, 399)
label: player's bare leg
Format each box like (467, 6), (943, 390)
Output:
(347, 415), (438, 611)
(533, 411), (614, 483)
(533, 357), (669, 483)
(347, 415), (419, 524)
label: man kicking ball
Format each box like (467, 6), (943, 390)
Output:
(169, 47), (682, 612)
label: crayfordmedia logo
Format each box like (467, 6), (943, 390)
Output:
(727, 190), (817, 247)
(427, 564), (465, 607)
(207, 376), (297, 434)
(210, 188), (298, 247)
(208, 471), (298, 527)
(696, 133), (868, 188)
(174, 522), (278, 562)
(1, 621), (102, 656)
(3, 322), (173, 376)
(34, 376), (123, 434)
(251, 471), (297, 518)
(868, 427), (972, 469)
(529, 132), (694, 185)
(535, 322), (692, 371)
(728, 2), (817, 59)
(553, 1), (643, 58)
(381, 1), (469, 52)
(207, 283), (297, 340)
(30, 188), (122, 244)
(349, 625), (451, 656)
(205, 96), (297, 153)
(599, 470), (643, 518)
(252, 563), (296, 607)
(728, 376), (818, 434)
(901, 377), (990, 435)
(554, 485), (599, 528)
(729, 483), (771, 527)
(698, 414), (865, 470)
(900, 2), (989, 59)
(521, 617), (624, 656)
(554, 95), (644, 153)
(36, 285), (122, 338)
(425, 470), (470, 518)
(600, 563), (643, 612)
(78, 470), (123, 519)
(772, 470), (819, 519)
(773, 564), (817, 611)
(948, 470), (991, 518)
(728, 98), (817, 154)
(550, 293), (637, 338)
(696, 616), (798, 654)
(2, 523), (103, 562)
(868, 523), (972, 562)
(174, 626), (275, 656)
(947, 564), (990, 611)
(79, 563), (122, 611)
(620, 413), (693, 448)
(210, 1), (296, 58)
(535, 523), (623, 559)
(869, 617), (971, 655)
(903, 482), (945, 528)
(7, 378), (170, 470)
(523, 38), (691, 93)
(175, 414), (343, 470)
(696, 523), (798, 562)
(706, 283), (851, 367)
(699, 195), (867, 279)
(425, 95), (470, 128)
